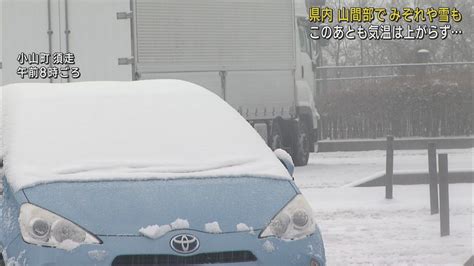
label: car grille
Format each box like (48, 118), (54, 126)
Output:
(112, 251), (258, 265)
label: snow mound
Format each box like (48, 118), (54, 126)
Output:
(170, 218), (190, 230)
(139, 224), (172, 240)
(204, 221), (222, 234)
(236, 223), (253, 232)
(57, 240), (81, 251)
(274, 148), (294, 174)
(274, 149), (293, 164)
(3, 80), (291, 191)
(139, 218), (190, 239)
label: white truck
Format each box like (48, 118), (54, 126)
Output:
(1, 0), (321, 166)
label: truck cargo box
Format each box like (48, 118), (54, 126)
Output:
(132, 0), (297, 120)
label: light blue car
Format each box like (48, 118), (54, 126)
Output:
(0, 80), (325, 266)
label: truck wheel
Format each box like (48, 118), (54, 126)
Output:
(292, 121), (310, 166)
(270, 121), (283, 150)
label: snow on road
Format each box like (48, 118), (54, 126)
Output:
(295, 148), (473, 189)
(296, 148), (473, 265)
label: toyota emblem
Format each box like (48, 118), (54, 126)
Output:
(170, 234), (200, 254)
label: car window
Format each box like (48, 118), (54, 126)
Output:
(297, 20), (311, 56)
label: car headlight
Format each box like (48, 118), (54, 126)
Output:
(19, 203), (101, 249)
(260, 194), (316, 240)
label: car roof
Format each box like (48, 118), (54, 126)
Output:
(3, 80), (290, 191)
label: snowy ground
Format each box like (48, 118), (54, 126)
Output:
(295, 148), (473, 265)
(295, 148), (473, 189)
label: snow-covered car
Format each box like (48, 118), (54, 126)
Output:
(0, 80), (325, 265)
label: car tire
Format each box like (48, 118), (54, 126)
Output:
(292, 121), (310, 166)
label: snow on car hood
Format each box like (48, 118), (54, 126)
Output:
(3, 80), (291, 191)
(22, 178), (297, 235)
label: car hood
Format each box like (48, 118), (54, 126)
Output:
(22, 177), (297, 236)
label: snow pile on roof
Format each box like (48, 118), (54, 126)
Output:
(3, 80), (290, 191)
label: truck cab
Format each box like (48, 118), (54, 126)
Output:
(277, 0), (322, 164)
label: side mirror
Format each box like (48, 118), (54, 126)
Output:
(274, 149), (295, 176)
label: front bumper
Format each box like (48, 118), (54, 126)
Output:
(3, 229), (325, 266)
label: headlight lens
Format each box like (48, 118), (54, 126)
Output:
(19, 203), (101, 249)
(260, 194), (316, 240)
(29, 218), (50, 240)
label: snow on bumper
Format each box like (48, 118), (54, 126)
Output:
(3, 229), (325, 265)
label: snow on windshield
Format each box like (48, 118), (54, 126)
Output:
(3, 80), (290, 191)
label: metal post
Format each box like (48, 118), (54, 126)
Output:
(428, 143), (439, 214)
(385, 135), (394, 199)
(438, 153), (450, 236)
